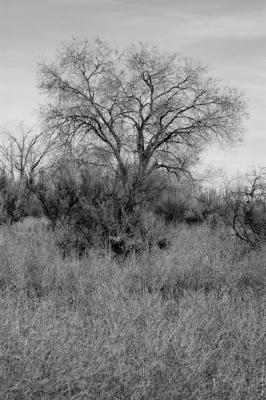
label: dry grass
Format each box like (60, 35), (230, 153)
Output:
(0, 218), (265, 399)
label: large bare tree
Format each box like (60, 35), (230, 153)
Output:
(38, 38), (246, 187)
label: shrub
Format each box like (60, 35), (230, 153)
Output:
(0, 179), (28, 225)
(224, 170), (266, 248)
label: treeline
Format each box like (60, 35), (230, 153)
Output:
(1, 127), (266, 257)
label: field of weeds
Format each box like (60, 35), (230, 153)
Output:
(0, 218), (265, 399)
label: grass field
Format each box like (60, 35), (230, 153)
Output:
(0, 218), (265, 399)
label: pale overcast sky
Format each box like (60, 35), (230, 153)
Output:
(1, 0), (266, 176)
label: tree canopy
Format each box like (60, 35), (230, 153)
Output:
(38, 38), (246, 183)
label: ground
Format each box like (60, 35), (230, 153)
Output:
(0, 218), (265, 399)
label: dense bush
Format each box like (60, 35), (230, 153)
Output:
(0, 170), (30, 224)
(154, 183), (226, 227)
(32, 161), (170, 256)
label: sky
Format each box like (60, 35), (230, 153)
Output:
(1, 0), (266, 178)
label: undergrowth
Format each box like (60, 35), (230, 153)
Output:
(0, 218), (265, 399)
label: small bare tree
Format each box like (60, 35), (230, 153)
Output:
(0, 123), (54, 187)
(0, 123), (55, 224)
(226, 169), (266, 247)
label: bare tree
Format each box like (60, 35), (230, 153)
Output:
(0, 123), (54, 187)
(38, 38), (246, 193)
(225, 169), (266, 247)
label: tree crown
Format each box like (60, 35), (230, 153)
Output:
(38, 38), (246, 180)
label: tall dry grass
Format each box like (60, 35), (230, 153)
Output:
(0, 218), (265, 399)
